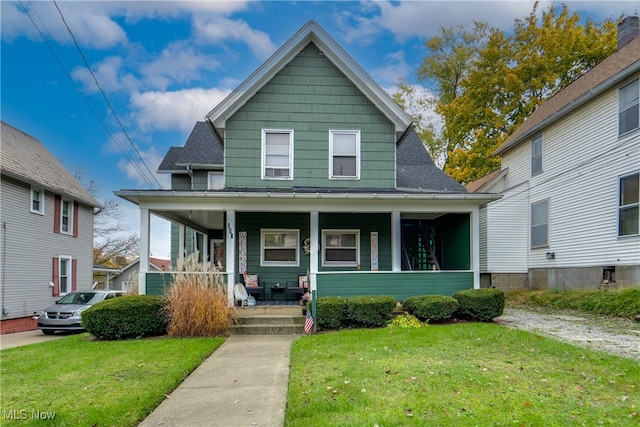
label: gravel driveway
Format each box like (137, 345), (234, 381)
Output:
(495, 308), (640, 360)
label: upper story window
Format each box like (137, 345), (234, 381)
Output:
(619, 78), (639, 136)
(262, 130), (293, 180)
(322, 229), (360, 266)
(208, 171), (224, 190)
(619, 172), (639, 236)
(531, 199), (549, 248)
(261, 229), (299, 266)
(61, 199), (72, 234)
(330, 130), (360, 179)
(531, 135), (543, 176)
(30, 187), (44, 215)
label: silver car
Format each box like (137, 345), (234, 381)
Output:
(38, 290), (126, 334)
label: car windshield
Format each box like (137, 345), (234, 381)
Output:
(57, 292), (103, 305)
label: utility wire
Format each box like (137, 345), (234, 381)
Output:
(52, 0), (162, 189)
(17, 1), (157, 189)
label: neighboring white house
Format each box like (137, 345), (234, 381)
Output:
(470, 17), (640, 291)
(0, 122), (100, 333)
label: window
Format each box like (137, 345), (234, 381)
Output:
(323, 230), (359, 266)
(330, 130), (360, 179)
(30, 187), (44, 214)
(208, 171), (224, 190)
(262, 130), (293, 179)
(61, 200), (72, 234)
(59, 257), (72, 294)
(531, 200), (549, 248)
(261, 229), (299, 266)
(619, 172), (639, 236)
(619, 79), (639, 135)
(531, 135), (543, 175)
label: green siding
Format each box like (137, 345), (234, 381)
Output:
(192, 171), (208, 190)
(317, 271), (474, 299)
(441, 214), (471, 270)
(146, 272), (174, 296)
(225, 42), (396, 190)
(171, 175), (190, 190)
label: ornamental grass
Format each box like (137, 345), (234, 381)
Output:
(163, 253), (236, 337)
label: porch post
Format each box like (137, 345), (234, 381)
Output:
(225, 210), (236, 305)
(309, 211), (319, 292)
(391, 211), (401, 272)
(138, 207), (150, 295)
(471, 207), (480, 289)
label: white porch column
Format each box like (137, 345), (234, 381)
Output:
(309, 211), (319, 292)
(225, 210), (236, 305)
(471, 207), (481, 289)
(138, 208), (150, 295)
(391, 211), (401, 272)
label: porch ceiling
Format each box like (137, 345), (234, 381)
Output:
(154, 210), (224, 231)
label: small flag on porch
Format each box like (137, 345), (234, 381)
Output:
(304, 309), (314, 334)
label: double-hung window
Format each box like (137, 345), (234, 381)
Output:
(59, 256), (71, 294)
(531, 200), (549, 248)
(619, 172), (639, 236)
(619, 79), (639, 136)
(322, 230), (359, 266)
(330, 130), (360, 179)
(261, 229), (299, 266)
(262, 130), (293, 179)
(61, 199), (72, 234)
(531, 135), (543, 176)
(30, 187), (44, 215)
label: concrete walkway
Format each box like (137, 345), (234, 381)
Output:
(0, 329), (66, 349)
(139, 334), (298, 427)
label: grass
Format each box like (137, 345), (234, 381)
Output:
(286, 324), (639, 426)
(0, 334), (223, 426)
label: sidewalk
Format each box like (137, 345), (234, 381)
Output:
(138, 334), (299, 427)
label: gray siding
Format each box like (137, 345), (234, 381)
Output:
(1, 176), (94, 320)
(225, 42), (396, 189)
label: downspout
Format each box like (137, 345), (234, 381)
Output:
(1, 222), (7, 316)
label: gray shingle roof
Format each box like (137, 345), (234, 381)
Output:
(1, 121), (100, 207)
(396, 128), (467, 192)
(157, 121), (223, 172)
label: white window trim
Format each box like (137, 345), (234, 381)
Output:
(59, 256), (72, 295)
(619, 78), (639, 136)
(322, 229), (360, 267)
(208, 171), (224, 190)
(261, 129), (294, 180)
(531, 135), (543, 176)
(30, 186), (44, 215)
(329, 130), (360, 180)
(60, 199), (73, 235)
(260, 229), (300, 267)
(531, 199), (549, 249)
(618, 171), (639, 237)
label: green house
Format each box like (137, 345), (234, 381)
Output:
(116, 21), (499, 303)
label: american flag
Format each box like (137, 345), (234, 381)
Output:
(304, 309), (314, 334)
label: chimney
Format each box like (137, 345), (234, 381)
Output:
(618, 16), (639, 50)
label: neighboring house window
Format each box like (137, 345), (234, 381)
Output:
(52, 256), (76, 296)
(261, 229), (299, 266)
(61, 199), (71, 234)
(531, 135), (543, 176)
(619, 172), (639, 236)
(531, 200), (549, 248)
(619, 78), (639, 135)
(330, 130), (360, 179)
(322, 229), (359, 266)
(208, 171), (224, 190)
(262, 130), (293, 179)
(30, 187), (44, 215)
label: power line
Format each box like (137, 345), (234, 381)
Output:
(17, 1), (157, 190)
(52, 0), (162, 189)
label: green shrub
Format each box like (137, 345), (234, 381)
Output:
(82, 295), (167, 340)
(522, 288), (640, 319)
(403, 295), (459, 322)
(316, 297), (347, 330)
(346, 296), (397, 328)
(387, 313), (424, 329)
(454, 288), (505, 322)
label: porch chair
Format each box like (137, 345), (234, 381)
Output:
(284, 275), (308, 302)
(242, 274), (266, 301)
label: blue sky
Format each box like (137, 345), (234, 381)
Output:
(1, 0), (637, 258)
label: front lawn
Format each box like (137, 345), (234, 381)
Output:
(0, 334), (223, 426)
(286, 323), (639, 426)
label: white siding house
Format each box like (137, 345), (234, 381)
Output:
(473, 17), (640, 290)
(0, 122), (100, 333)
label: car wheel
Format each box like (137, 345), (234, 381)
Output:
(42, 330), (55, 335)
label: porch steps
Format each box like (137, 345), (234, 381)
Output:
(228, 306), (306, 335)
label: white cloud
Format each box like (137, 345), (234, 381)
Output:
(193, 16), (277, 59)
(130, 87), (232, 132)
(371, 50), (413, 85)
(73, 56), (139, 93)
(116, 145), (169, 189)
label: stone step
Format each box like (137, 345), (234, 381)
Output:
(228, 307), (307, 335)
(227, 324), (304, 335)
(235, 305), (303, 316)
(235, 315), (305, 326)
